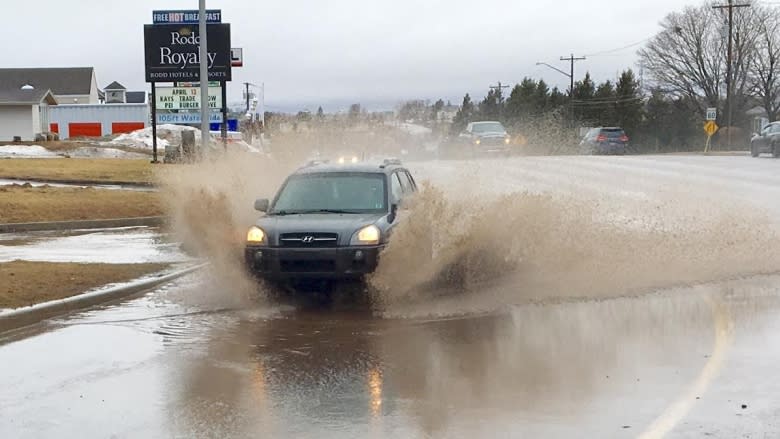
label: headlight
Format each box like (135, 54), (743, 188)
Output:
(338, 157), (346, 164)
(504, 137), (511, 144)
(475, 139), (481, 145)
(247, 226), (266, 244)
(351, 225), (380, 245)
(351, 156), (359, 163)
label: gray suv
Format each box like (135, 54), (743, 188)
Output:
(244, 158), (417, 282)
(751, 122), (780, 158)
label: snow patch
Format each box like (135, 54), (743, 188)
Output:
(0, 145), (59, 158)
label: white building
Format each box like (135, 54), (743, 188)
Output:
(0, 88), (57, 141)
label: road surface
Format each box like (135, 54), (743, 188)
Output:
(2, 154), (780, 438)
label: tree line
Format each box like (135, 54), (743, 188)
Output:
(409, 1), (780, 152)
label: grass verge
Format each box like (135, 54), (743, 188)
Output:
(0, 185), (163, 223)
(0, 158), (154, 184)
(0, 261), (168, 309)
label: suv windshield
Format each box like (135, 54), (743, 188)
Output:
(271, 172), (387, 214)
(472, 122), (506, 133)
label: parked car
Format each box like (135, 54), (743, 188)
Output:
(457, 121), (512, 156)
(579, 127), (629, 155)
(244, 157), (418, 286)
(750, 121), (780, 158)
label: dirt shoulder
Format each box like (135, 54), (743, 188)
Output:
(0, 185), (163, 223)
(0, 158), (155, 185)
(0, 261), (168, 309)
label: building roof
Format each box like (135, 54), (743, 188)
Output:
(0, 88), (57, 106)
(104, 81), (126, 91)
(126, 91), (147, 104)
(0, 67), (94, 96)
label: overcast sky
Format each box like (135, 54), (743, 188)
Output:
(4, 0), (688, 112)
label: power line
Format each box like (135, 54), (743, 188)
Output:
(584, 38), (652, 57)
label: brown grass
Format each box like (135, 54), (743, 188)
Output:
(0, 158), (154, 184)
(0, 261), (167, 309)
(0, 185), (163, 223)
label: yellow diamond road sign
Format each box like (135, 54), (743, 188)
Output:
(704, 120), (719, 137)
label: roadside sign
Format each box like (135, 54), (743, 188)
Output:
(704, 120), (719, 137)
(155, 86), (222, 110)
(153, 10), (222, 24)
(175, 81), (221, 87)
(156, 112), (223, 124)
(231, 48), (243, 67)
(143, 23), (232, 82)
(706, 107), (717, 121)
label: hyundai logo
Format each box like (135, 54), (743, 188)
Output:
(301, 236), (315, 244)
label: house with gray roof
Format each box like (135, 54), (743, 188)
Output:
(0, 67), (99, 104)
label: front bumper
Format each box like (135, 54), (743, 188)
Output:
(244, 245), (383, 280)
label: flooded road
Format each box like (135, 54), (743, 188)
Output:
(2, 155), (780, 438)
(1, 273), (780, 438)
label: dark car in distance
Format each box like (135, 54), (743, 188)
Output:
(750, 122), (780, 158)
(456, 121), (512, 156)
(244, 158), (418, 283)
(579, 127), (629, 155)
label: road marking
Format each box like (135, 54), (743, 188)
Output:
(637, 294), (734, 439)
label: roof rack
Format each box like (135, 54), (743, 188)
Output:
(302, 159), (330, 167)
(379, 157), (402, 168)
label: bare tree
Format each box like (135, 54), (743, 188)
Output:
(638, 3), (759, 126)
(751, 5), (780, 122)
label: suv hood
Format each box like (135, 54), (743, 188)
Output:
(475, 131), (507, 137)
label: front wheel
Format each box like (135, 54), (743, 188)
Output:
(773, 143), (780, 158)
(751, 142), (760, 157)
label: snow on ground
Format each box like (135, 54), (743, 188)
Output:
(387, 122), (433, 136)
(0, 145), (60, 158)
(67, 147), (148, 159)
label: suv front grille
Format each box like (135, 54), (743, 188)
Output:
(279, 232), (339, 248)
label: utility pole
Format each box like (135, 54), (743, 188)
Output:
(713, 0), (750, 148)
(559, 54), (586, 106)
(243, 82), (257, 113)
(198, 0), (210, 155)
(490, 81), (510, 117)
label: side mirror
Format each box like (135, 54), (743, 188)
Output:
(254, 198), (269, 212)
(388, 203), (398, 223)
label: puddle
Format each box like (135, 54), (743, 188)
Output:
(0, 227), (191, 264)
(0, 179), (156, 192)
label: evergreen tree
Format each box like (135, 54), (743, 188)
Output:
(479, 89), (502, 120)
(614, 69), (643, 136)
(452, 93), (475, 132)
(316, 106), (325, 120)
(593, 80), (616, 126)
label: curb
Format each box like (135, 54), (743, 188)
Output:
(0, 216), (167, 233)
(0, 262), (208, 333)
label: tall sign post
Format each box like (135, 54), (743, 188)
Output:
(198, 0), (210, 154)
(704, 107), (719, 153)
(144, 8), (231, 161)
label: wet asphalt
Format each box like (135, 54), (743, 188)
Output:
(1, 273), (780, 438)
(3, 155), (780, 438)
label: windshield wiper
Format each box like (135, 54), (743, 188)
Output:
(270, 209), (357, 215)
(295, 209), (357, 214)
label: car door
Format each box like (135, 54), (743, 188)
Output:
(758, 124), (773, 150)
(770, 123), (780, 147)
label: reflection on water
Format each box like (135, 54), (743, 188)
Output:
(160, 275), (780, 439)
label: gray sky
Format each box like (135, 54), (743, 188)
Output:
(4, 0), (687, 112)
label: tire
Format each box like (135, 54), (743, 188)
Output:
(751, 142), (760, 157)
(773, 143), (780, 158)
